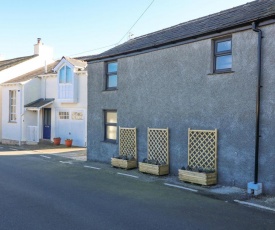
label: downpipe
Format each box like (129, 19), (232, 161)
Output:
(247, 22), (263, 195)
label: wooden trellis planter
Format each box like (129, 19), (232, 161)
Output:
(139, 128), (169, 176)
(111, 127), (137, 169)
(178, 128), (218, 185)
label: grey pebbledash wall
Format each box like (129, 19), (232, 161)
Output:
(87, 24), (275, 195)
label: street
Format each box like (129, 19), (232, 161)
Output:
(0, 150), (274, 230)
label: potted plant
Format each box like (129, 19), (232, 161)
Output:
(65, 139), (73, 147)
(53, 137), (61, 145)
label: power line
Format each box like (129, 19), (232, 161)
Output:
(69, 43), (117, 57)
(69, 0), (155, 57)
(116, 0), (155, 45)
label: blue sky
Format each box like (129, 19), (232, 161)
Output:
(0, 0), (253, 60)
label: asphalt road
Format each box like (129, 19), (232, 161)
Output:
(0, 152), (274, 230)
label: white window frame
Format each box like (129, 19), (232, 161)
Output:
(59, 111), (70, 120)
(9, 90), (16, 122)
(58, 65), (76, 102)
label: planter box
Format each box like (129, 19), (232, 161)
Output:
(111, 158), (137, 169)
(139, 162), (169, 176)
(178, 169), (217, 185)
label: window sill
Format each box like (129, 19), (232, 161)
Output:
(58, 98), (78, 103)
(101, 140), (118, 145)
(208, 70), (235, 75)
(102, 89), (118, 92)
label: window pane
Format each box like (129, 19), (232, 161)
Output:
(217, 40), (231, 52)
(10, 90), (16, 121)
(108, 62), (117, 73)
(106, 126), (117, 140)
(108, 75), (117, 88)
(216, 55), (232, 70)
(66, 66), (72, 83)
(59, 66), (66, 83)
(106, 112), (117, 123)
(59, 112), (69, 119)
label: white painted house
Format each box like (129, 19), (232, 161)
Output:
(1, 56), (88, 147)
(0, 38), (54, 142)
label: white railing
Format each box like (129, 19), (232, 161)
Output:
(59, 84), (73, 99)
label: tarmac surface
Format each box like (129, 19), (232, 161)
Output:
(1, 142), (274, 214)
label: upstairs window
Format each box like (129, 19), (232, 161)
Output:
(104, 110), (117, 142)
(9, 90), (16, 122)
(59, 66), (72, 83)
(106, 61), (117, 90)
(58, 65), (76, 102)
(214, 38), (232, 72)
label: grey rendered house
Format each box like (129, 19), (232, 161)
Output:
(87, 0), (275, 195)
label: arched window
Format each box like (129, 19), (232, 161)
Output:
(58, 65), (75, 101)
(59, 66), (72, 83)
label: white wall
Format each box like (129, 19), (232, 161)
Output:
(0, 87), (2, 142)
(46, 71), (87, 146)
(0, 56), (54, 84)
(24, 78), (41, 104)
(2, 84), (22, 142)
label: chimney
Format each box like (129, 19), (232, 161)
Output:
(34, 38), (53, 59)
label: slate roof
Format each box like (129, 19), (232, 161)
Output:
(86, 0), (275, 62)
(75, 55), (96, 61)
(3, 61), (59, 84)
(24, 98), (55, 109)
(0, 55), (37, 71)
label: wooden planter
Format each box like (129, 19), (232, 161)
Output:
(53, 137), (61, 145)
(139, 162), (169, 176)
(111, 158), (137, 169)
(178, 129), (218, 186)
(111, 127), (138, 170)
(178, 169), (217, 186)
(65, 139), (73, 147)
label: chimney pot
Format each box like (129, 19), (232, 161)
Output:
(37, 38), (41, 44)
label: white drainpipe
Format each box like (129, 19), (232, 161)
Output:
(19, 84), (23, 146)
(37, 109), (40, 143)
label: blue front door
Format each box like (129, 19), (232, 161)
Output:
(43, 108), (51, 139)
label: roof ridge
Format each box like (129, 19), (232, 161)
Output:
(88, 0), (275, 61)
(129, 0), (260, 42)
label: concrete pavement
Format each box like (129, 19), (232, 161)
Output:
(1, 142), (274, 213)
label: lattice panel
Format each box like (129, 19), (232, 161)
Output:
(188, 129), (217, 170)
(147, 128), (169, 164)
(119, 127), (137, 158)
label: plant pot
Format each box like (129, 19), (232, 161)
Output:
(65, 139), (73, 147)
(53, 137), (61, 145)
